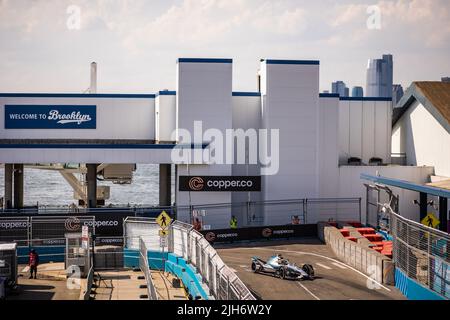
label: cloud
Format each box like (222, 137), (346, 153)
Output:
(0, 0), (448, 93)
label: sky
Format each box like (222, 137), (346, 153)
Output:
(0, 0), (449, 94)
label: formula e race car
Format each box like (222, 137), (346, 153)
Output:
(251, 255), (315, 280)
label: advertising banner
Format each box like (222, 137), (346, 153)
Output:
(200, 224), (317, 243)
(4, 105), (97, 129)
(179, 176), (261, 192)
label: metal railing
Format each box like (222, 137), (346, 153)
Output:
(177, 198), (361, 228)
(1, 197), (361, 229)
(139, 237), (158, 300)
(390, 211), (450, 299)
(83, 266), (95, 300)
(0, 216), (95, 246)
(170, 220), (255, 300)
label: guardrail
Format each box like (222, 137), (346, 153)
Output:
(170, 221), (255, 300)
(83, 266), (95, 300)
(139, 237), (158, 300)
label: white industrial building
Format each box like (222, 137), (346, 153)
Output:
(0, 58), (443, 228)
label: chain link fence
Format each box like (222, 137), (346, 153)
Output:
(391, 211), (450, 299)
(178, 198), (361, 228)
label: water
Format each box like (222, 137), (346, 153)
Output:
(0, 164), (174, 207)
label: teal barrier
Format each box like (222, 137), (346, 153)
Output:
(123, 249), (209, 300)
(17, 246), (65, 264)
(395, 268), (446, 300)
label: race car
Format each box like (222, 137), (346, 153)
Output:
(251, 254), (315, 280)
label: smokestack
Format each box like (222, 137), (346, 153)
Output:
(90, 62), (97, 93)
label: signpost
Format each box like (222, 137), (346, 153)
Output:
(81, 225), (89, 250)
(421, 212), (440, 229)
(156, 211), (172, 271)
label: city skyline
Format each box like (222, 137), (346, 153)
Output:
(0, 0), (449, 94)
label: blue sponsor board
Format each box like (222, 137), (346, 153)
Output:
(5, 105), (97, 129)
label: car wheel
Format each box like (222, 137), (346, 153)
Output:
(302, 264), (315, 278)
(251, 262), (258, 273)
(277, 268), (286, 279)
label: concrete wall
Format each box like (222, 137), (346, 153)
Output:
(0, 95), (155, 140)
(318, 223), (393, 284)
(339, 99), (392, 165)
(392, 100), (450, 178)
(260, 60), (320, 225)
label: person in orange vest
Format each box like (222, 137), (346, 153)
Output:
(28, 249), (39, 279)
(193, 218), (202, 231)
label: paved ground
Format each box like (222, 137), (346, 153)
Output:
(92, 270), (149, 300)
(151, 271), (187, 300)
(6, 264), (80, 300)
(216, 238), (406, 300)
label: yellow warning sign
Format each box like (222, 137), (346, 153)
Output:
(156, 210), (172, 229)
(421, 212), (440, 228)
(159, 229), (170, 237)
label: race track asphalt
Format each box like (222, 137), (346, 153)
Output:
(215, 238), (406, 300)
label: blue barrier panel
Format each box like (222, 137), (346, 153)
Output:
(17, 246), (65, 264)
(395, 268), (446, 300)
(123, 248), (140, 268)
(123, 249), (209, 299)
(148, 251), (168, 270)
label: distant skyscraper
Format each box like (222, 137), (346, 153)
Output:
(352, 86), (364, 97)
(366, 54), (393, 97)
(332, 81), (349, 97)
(392, 84), (404, 107)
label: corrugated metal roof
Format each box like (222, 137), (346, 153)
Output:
(415, 82), (450, 125)
(426, 179), (450, 191)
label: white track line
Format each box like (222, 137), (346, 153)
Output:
(297, 282), (320, 300)
(332, 262), (347, 269)
(316, 263), (332, 270)
(240, 247), (391, 292)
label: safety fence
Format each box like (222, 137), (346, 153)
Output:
(169, 220), (255, 300)
(0, 216), (95, 263)
(390, 211), (450, 299)
(123, 218), (255, 300)
(83, 266), (95, 300)
(1, 197), (361, 230)
(176, 197), (361, 228)
(139, 237), (158, 300)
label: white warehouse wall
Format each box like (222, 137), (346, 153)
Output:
(339, 99), (392, 165)
(318, 95), (340, 198)
(231, 94), (262, 225)
(392, 100), (450, 178)
(175, 59), (233, 228)
(155, 92), (176, 142)
(260, 60), (320, 225)
(337, 166), (435, 223)
(0, 96), (155, 140)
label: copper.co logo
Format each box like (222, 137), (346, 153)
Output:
(262, 228), (272, 237)
(205, 232), (216, 242)
(189, 177), (204, 191)
(65, 217), (81, 231)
